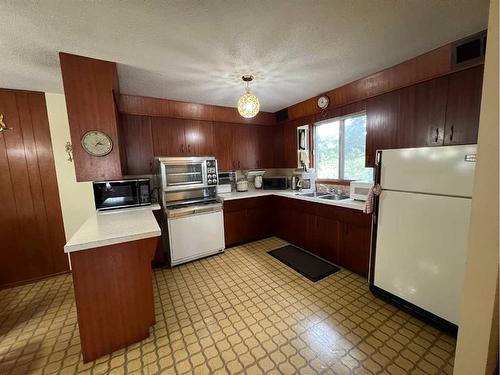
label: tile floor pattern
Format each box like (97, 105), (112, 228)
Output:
(0, 237), (456, 375)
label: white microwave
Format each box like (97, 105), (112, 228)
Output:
(350, 181), (373, 201)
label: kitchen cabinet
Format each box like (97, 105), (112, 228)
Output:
(233, 124), (258, 169)
(444, 65), (484, 145)
(214, 123), (273, 171)
(313, 215), (340, 264)
(213, 123), (234, 171)
(151, 117), (214, 157)
(398, 76), (449, 148)
(224, 195), (372, 277)
(339, 218), (372, 277)
(272, 125), (285, 167)
(185, 120), (214, 155)
(257, 126), (274, 168)
(223, 197), (272, 246)
(272, 121), (298, 168)
(283, 122), (298, 168)
(121, 114), (154, 174)
(272, 196), (371, 277)
(365, 90), (401, 167)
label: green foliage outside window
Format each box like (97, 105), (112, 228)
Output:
(315, 113), (372, 181)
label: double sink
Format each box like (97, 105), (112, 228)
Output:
(295, 191), (350, 201)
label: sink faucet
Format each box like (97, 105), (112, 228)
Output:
(328, 187), (340, 194)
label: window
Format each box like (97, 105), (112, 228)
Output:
(314, 112), (372, 181)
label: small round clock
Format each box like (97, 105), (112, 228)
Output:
(317, 95), (330, 109)
(81, 130), (113, 157)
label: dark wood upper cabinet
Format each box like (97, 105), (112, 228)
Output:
(257, 125), (274, 168)
(213, 122), (272, 171)
(59, 52), (122, 182)
(151, 117), (185, 156)
(233, 125), (258, 170)
(284, 122), (298, 168)
(398, 76), (449, 148)
(272, 125), (285, 167)
(365, 90), (401, 167)
(121, 114), (154, 175)
(213, 123), (234, 171)
(150, 117), (214, 157)
(444, 65), (484, 145)
(184, 120), (214, 156)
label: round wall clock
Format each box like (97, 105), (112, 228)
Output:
(81, 130), (113, 157)
(317, 95), (330, 109)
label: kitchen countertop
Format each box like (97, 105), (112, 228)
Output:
(217, 188), (366, 211)
(65, 204), (161, 253)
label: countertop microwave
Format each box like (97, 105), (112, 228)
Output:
(93, 179), (151, 211)
(262, 176), (288, 190)
(350, 181), (373, 201)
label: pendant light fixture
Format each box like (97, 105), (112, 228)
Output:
(237, 75), (260, 118)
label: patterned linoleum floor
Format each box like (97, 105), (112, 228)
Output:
(0, 237), (456, 375)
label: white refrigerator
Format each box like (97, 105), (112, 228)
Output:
(371, 145), (477, 326)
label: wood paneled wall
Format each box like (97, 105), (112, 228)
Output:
(281, 38), (485, 121)
(119, 94), (276, 126)
(59, 52), (123, 182)
(0, 89), (68, 288)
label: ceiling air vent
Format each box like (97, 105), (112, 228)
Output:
(276, 108), (289, 122)
(452, 30), (487, 67)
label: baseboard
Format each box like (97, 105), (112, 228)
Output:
(0, 270), (71, 290)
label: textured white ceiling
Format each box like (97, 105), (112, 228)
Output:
(0, 1), (489, 112)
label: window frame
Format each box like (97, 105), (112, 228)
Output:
(313, 111), (367, 183)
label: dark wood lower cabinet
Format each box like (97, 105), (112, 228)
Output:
(224, 196), (372, 277)
(223, 196), (272, 246)
(339, 221), (371, 277)
(70, 237), (158, 362)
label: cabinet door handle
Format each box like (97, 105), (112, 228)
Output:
(188, 144), (191, 153)
(434, 128), (439, 143)
(449, 126), (454, 142)
(181, 144), (184, 153)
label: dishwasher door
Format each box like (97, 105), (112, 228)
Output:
(167, 210), (225, 266)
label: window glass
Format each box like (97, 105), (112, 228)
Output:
(315, 120), (340, 179)
(314, 113), (373, 181)
(344, 114), (372, 181)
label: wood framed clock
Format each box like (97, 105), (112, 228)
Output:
(81, 130), (113, 157)
(317, 95), (330, 110)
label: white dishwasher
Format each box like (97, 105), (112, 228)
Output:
(166, 201), (225, 266)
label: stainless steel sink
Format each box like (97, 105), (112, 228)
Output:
(319, 194), (350, 201)
(295, 192), (329, 198)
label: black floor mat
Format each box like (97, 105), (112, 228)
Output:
(268, 245), (341, 282)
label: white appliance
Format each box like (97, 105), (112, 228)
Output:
(156, 156), (225, 266)
(350, 181), (373, 201)
(371, 145), (477, 327)
(167, 203), (225, 266)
